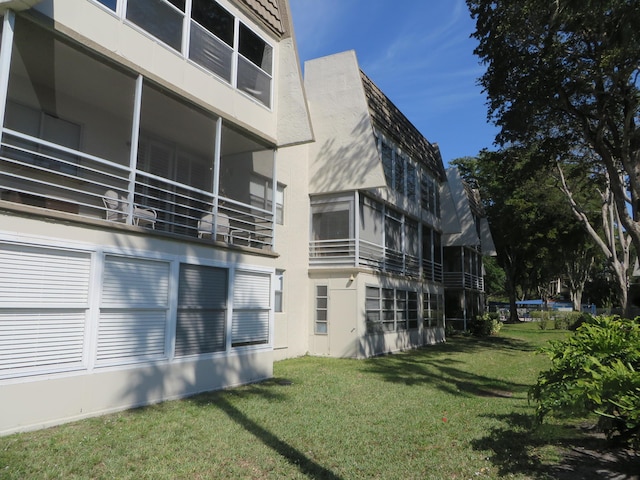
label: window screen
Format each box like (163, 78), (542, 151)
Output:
(175, 264), (227, 356)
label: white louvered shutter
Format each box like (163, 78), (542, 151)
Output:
(232, 271), (270, 347)
(97, 256), (170, 364)
(0, 243), (91, 377)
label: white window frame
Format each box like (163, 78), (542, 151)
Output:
(88, 0), (274, 108)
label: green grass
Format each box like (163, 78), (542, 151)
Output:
(1, 324), (595, 479)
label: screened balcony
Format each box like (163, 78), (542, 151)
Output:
(0, 16), (275, 250)
(443, 246), (484, 291)
(309, 194), (426, 277)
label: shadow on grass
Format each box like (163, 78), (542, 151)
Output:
(471, 413), (640, 479)
(361, 335), (532, 397)
(189, 383), (342, 480)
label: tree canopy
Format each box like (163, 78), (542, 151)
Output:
(467, 0), (640, 254)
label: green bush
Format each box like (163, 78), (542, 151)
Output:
(531, 310), (551, 330)
(529, 315), (640, 448)
(469, 313), (502, 337)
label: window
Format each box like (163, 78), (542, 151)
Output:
(126, 0), (185, 51)
(96, 0), (117, 9)
(96, 0), (274, 107)
(384, 209), (402, 251)
(250, 177), (284, 224)
(381, 141), (393, 187)
(189, 0), (234, 82)
(232, 271), (270, 347)
(315, 285), (328, 334)
(423, 291), (444, 328)
(365, 287), (418, 333)
(365, 286), (381, 334)
(274, 270), (284, 312)
(311, 200), (352, 241)
(237, 24), (273, 107)
(0, 243), (91, 378)
(421, 172), (440, 217)
(394, 152), (405, 194)
(98, 256), (170, 364)
(175, 264), (227, 356)
(407, 163), (417, 201)
(408, 291), (419, 329)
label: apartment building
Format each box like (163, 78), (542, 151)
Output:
(0, 1), (492, 435)
(0, 0), (312, 435)
(441, 168), (496, 331)
(303, 51), (447, 358)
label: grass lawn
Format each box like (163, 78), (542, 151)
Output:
(0, 323), (619, 479)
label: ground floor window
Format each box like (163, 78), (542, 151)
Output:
(423, 291), (444, 328)
(366, 286), (419, 333)
(98, 256), (170, 364)
(0, 239), (273, 379)
(176, 264), (228, 357)
(0, 243), (91, 378)
(274, 270), (284, 312)
(315, 285), (328, 334)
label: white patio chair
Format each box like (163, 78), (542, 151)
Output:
(198, 212), (231, 242)
(103, 190), (156, 229)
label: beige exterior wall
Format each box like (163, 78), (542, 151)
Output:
(304, 51), (386, 194)
(2, 348), (272, 435)
(272, 142), (311, 360)
(308, 270), (444, 359)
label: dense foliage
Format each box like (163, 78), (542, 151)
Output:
(466, 0), (640, 314)
(469, 312), (502, 337)
(530, 316), (640, 448)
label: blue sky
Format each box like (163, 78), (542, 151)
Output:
(289, 0), (499, 165)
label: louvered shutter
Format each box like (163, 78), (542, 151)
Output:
(97, 256), (170, 364)
(175, 264), (227, 356)
(0, 243), (90, 377)
(231, 271), (270, 347)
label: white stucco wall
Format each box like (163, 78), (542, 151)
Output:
(304, 51), (386, 194)
(272, 142), (311, 361)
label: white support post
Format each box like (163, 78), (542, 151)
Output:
(354, 190), (360, 266)
(212, 117), (222, 238)
(270, 148), (277, 249)
(126, 74), (143, 224)
(0, 11), (16, 136)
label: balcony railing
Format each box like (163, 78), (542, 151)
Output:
(423, 259), (443, 283)
(309, 238), (421, 277)
(0, 129), (273, 250)
(443, 272), (484, 291)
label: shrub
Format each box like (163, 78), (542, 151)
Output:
(529, 315), (640, 448)
(532, 311), (551, 330)
(469, 313), (502, 337)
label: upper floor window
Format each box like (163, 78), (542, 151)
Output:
(377, 135), (419, 202)
(92, 0), (273, 107)
(311, 198), (353, 241)
(421, 172), (440, 218)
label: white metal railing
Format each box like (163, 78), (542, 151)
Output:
(309, 238), (420, 276)
(443, 272), (484, 291)
(0, 129), (274, 249)
(423, 259), (443, 282)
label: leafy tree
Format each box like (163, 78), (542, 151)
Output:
(466, 0), (640, 315)
(452, 151), (580, 321)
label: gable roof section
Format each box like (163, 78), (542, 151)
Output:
(360, 71), (446, 182)
(238, 0), (285, 37)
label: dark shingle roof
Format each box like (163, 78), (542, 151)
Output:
(360, 70), (446, 181)
(238, 0), (285, 37)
